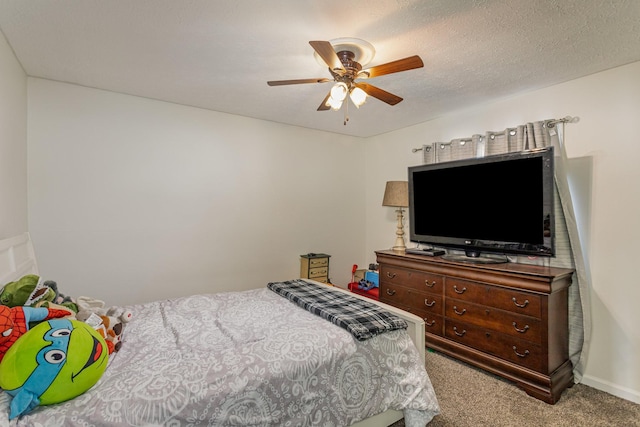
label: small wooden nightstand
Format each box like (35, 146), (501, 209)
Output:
(300, 253), (330, 283)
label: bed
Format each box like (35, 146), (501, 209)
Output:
(0, 233), (439, 426)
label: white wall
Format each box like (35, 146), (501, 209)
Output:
(0, 31), (28, 238)
(27, 79), (366, 306)
(365, 61), (640, 403)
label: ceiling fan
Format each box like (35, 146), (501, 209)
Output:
(267, 38), (424, 114)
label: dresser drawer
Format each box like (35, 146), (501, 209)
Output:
(381, 300), (444, 337)
(308, 257), (329, 268)
(445, 319), (543, 371)
(379, 282), (411, 305)
(445, 278), (541, 318)
(308, 267), (328, 279)
(445, 299), (541, 344)
(411, 309), (444, 337)
(380, 283), (442, 314)
(380, 265), (443, 293)
(407, 288), (442, 314)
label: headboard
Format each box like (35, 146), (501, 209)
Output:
(0, 233), (39, 285)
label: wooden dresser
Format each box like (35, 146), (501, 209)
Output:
(300, 253), (330, 283)
(376, 250), (575, 404)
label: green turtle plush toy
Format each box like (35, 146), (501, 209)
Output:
(0, 275), (78, 313)
(0, 318), (109, 419)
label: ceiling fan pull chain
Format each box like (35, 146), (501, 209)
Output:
(344, 97), (349, 125)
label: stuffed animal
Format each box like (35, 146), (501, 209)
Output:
(0, 318), (109, 419)
(0, 275), (78, 313)
(75, 295), (109, 317)
(0, 305), (73, 362)
(100, 314), (124, 353)
(75, 299), (133, 354)
(106, 306), (133, 324)
(0, 275), (48, 307)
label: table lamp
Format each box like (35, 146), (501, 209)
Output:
(382, 181), (409, 252)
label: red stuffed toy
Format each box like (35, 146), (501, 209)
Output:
(0, 305), (72, 362)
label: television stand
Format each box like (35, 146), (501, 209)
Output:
(376, 249), (575, 404)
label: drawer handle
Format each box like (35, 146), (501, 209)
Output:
(424, 318), (436, 327)
(512, 297), (530, 308)
(453, 285), (466, 294)
(386, 272), (397, 279)
(425, 280), (436, 288)
(424, 299), (436, 307)
(453, 326), (466, 337)
(386, 289), (396, 296)
(512, 322), (530, 333)
(513, 346), (530, 358)
(453, 306), (466, 316)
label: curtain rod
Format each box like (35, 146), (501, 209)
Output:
(411, 116), (579, 153)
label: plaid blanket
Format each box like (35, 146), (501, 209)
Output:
(267, 279), (407, 341)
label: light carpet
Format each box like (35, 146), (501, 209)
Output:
(391, 350), (640, 426)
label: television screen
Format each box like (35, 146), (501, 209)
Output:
(408, 147), (554, 260)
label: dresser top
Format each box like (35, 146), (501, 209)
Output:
(376, 250), (575, 291)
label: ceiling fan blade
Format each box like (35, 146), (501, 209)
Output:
(317, 91), (331, 111)
(309, 40), (345, 73)
(362, 55), (424, 78)
(354, 82), (403, 105)
(267, 78), (331, 86)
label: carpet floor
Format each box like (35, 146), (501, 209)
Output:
(391, 350), (640, 426)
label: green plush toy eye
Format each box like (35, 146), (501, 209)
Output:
(0, 319), (109, 419)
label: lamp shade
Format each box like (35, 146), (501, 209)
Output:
(382, 181), (408, 207)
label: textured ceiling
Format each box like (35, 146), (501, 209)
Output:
(1, 0), (639, 137)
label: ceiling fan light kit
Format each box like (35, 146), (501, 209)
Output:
(349, 87), (367, 108)
(267, 38), (424, 123)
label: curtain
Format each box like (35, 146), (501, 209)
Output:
(422, 120), (591, 382)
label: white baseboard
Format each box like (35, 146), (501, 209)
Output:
(580, 374), (640, 404)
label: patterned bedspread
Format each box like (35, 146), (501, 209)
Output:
(0, 287), (439, 426)
(268, 279), (408, 340)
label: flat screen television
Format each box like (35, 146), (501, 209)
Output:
(408, 147), (555, 262)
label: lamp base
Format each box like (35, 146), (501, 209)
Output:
(392, 208), (406, 252)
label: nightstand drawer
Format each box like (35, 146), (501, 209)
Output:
(308, 267), (328, 278)
(308, 257), (329, 268)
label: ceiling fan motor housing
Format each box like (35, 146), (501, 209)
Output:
(332, 51), (364, 84)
